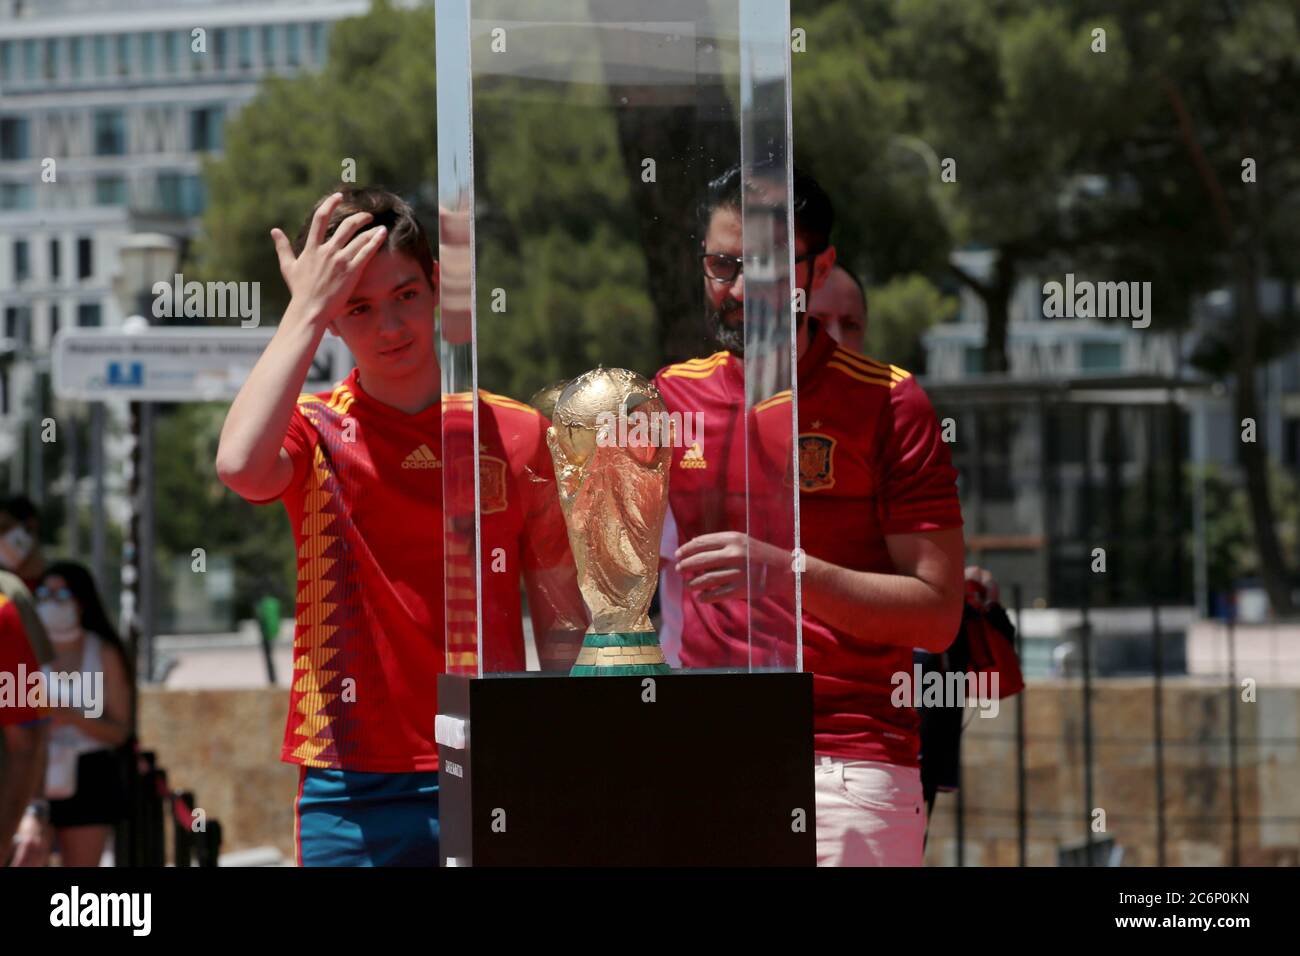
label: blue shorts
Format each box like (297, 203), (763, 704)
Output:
(294, 767), (440, 867)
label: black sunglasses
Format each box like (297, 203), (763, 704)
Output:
(701, 249), (824, 283)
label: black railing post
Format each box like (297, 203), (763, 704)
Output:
(1227, 614), (1241, 866)
(1080, 595), (1095, 863)
(1152, 602), (1166, 866)
(173, 791), (195, 867)
(955, 761), (964, 867)
(198, 820), (223, 868)
(148, 764), (167, 867)
(1014, 583), (1027, 867)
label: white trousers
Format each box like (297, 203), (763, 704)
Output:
(814, 755), (926, 867)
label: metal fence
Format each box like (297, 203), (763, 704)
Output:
(934, 584), (1300, 866)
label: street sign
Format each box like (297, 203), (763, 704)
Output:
(51, 327), (352, 402)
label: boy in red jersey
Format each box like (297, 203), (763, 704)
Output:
(217, 187), (582, 866)
(655, 166), (965, 866)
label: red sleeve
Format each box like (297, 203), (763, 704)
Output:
(242, 405), (316, 506)
(0, 599), (43, 725)
(875, 376), (963, 536)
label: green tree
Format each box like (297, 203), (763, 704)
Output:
(1083, 0), (1300, 613)
(196, 0), (656, 398)
(865, 273), (957, 371)
(194, 0), (439, 317)
(152, 403), (297, 623)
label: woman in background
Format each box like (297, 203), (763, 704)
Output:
(37, 560), (131, 867)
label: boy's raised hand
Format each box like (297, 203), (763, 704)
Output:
(269, 192), (388, 325)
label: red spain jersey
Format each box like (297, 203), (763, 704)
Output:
(248, 368), (574, 773)
(655, 328), (963, 766)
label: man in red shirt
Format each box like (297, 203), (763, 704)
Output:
(0, 591), (48, 859)
(217, 187), (582, 865)
(655, 166), (965, 866)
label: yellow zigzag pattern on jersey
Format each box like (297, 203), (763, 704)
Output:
(290, 443), (341, 766)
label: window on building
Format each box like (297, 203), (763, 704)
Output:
(43, 38), (59, 81)
(49, 303), (61, 340)
(237, 26), (253, 69)
(94, 176), (128, 206)
(285, 24), (301, 67)
(963, 346), (985, 376)
(22, 39), (38, 81)
(77, 237), (93, 279)
(77, 302), (102, 327)
(261, 24), (277, 68)
(3, 305), (30, 342)
(189, 106), (225, 152)
(69, 36), (85, 80)
(0, 116), (30, 160)
(159, 172), (207, 217)
(214, 28), (230, 72)
(93, 109), (127, 155)
(13, 240), (30, 281)
(49, 237), (60, 281)
(309, 22), (329, 66)
(190, 30), (204, 75)
(140, 32), (156, 78)
(163, 31), (180, 75)
(0, 368), (7, 416)
(1081, 342), (1123, 372)
(93, 35), (109, 78)
(0, 41), (14, 85)
(116, 33), (131, 77)
(0, 182), (34, 210)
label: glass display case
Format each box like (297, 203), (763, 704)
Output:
(436, 0), (802, 678)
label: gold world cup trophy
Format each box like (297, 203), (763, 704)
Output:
(547, 368), (673, 676)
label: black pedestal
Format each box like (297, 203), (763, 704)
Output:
(436, 671), (815, 866)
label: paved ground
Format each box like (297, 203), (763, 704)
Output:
(156, 638), (294, 689)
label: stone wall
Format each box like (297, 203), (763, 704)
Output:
(137, 680), (1300, 865)
(923, 679), (1300, 867)
(138, 686), (297, 860)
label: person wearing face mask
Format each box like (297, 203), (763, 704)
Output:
(0, 496), (48, 593)
(0, 498), (55, 866)
(33, 561), (132, 867)
(0, 497), (52, 668)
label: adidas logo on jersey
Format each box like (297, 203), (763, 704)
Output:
(680, 442), (708, 470)
(402, 444), (442, 469)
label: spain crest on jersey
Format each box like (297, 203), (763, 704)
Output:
(449, 454), (510, 514)
(478, 455), (509, 514)
(798, 434), (836, 492)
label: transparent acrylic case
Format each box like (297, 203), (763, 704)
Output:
(436, 0), (801, 677)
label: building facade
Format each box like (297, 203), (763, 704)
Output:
(0, 0), (370, 467)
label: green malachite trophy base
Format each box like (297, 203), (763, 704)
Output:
(569, 631), (672, 677)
